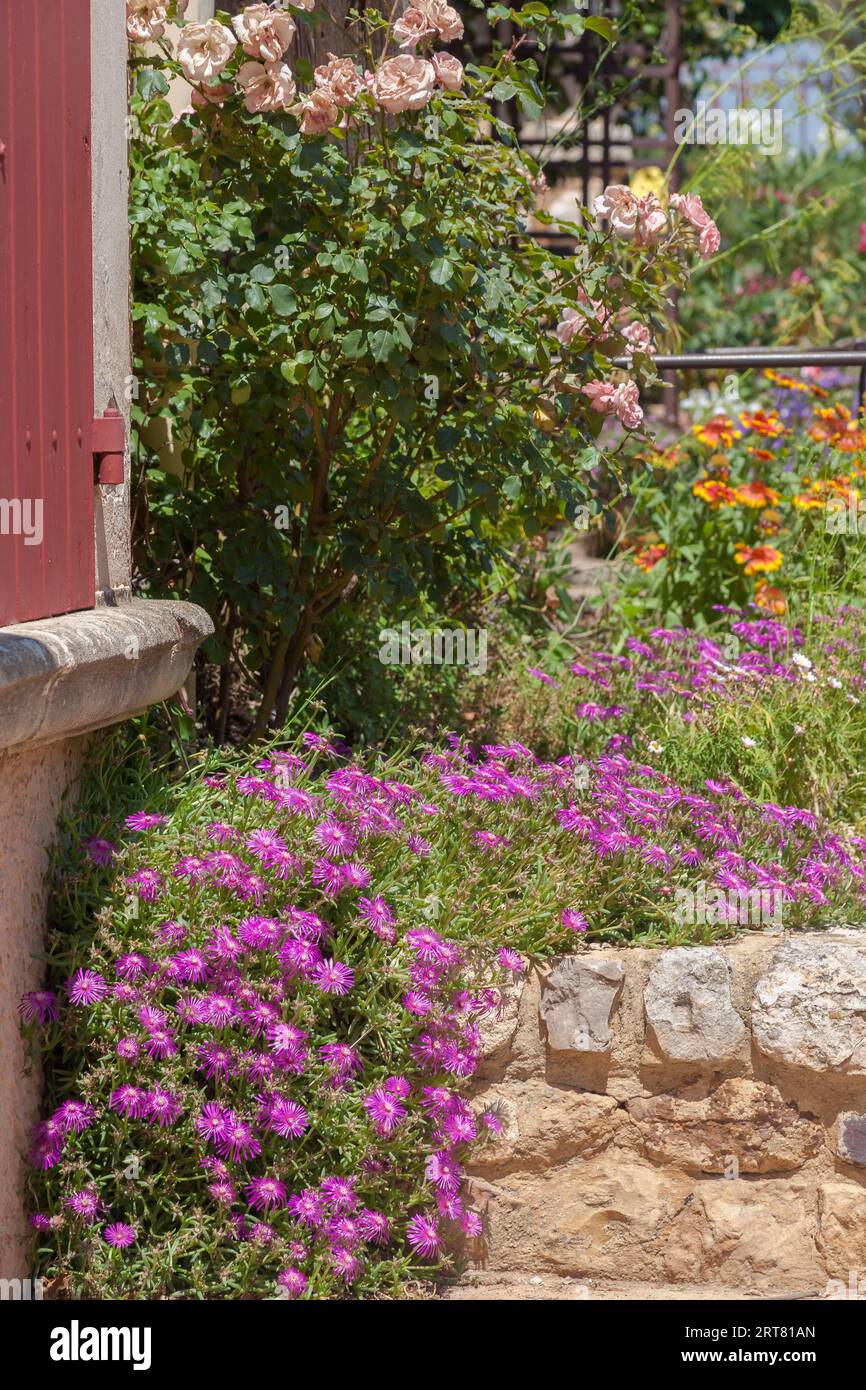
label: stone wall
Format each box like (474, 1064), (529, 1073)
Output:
(467, 931), (866, 1296)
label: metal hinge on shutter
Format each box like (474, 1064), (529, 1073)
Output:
(92, 408), (126, 484)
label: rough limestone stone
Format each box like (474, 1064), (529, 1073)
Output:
(468, 1157), (692, 1280)
(817, 1182), (866, 1279)
(752, 940), (866, 1075)
(644, 947), (746, 1063)
(628, 1080), (823, 1173)
(540, 957), (625, 1054)
(477, 970), (525, 1062)
(663, 1177), (819, 1289)
(468, 1081), (624, 1175)
(835, 1112), (866, 1166)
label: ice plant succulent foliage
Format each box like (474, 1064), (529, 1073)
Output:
(128, 1), (713, 735)
(25, 746), (522, 1298)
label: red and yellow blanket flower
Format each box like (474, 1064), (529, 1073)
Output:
(693, 478), (738, 506)
(734, 542), (783, 576)
(739, 409), (785, 438)
(754, 579), (787, 614)
(693, 415), (741, 448)
(735, 480), (781, 508)
(632, 542), (667, 571)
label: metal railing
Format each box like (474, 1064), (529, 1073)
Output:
(610, 345), (866, 414)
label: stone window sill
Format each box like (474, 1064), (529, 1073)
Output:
(0, 598), (213, 752)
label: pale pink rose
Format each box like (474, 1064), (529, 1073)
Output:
(622, 321), (655, 356)
(232, 4), (295, 63)
(670, 191), (711, 229)
(555, 307), (582, 347)
(582, 379), (643, 429)
(582, 380), (616, 412)
(431, 51), (464, 91)
(190, 81), (234, 109)
(370, 55), (436, 114)
(393, 8), (437, 50)
(592, 184), (639, 241)
(294, 87), (340, 134)
(126, 0), (168, 43)
(633, 193), (667, 247)
(698, 221), (721, 257)
(314, 55), (364, 108)
(176, 21), (238, 83)
(237, 60), (297, 113)
(611, 381), (643, 428)
(419, 0), (464, 42)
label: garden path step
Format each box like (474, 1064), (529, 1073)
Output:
(439, 1272), (827, 1301)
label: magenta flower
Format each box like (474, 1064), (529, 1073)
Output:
(246, 1177), (288, 1212)
(287, 1189), (325, 1229)
(406, 1213), (443, 1260)
(266, 1097), (309, 1139)
(312, 959), (354, 995)
(363, 1087), (407, 1136)
(142, 1088), (182, 1127)
(276, 1267), (308, 1299)
(65, 1189), (100, 1224)
(104, 1223), (136, 1249)
(110, 1085), (147, 1119)
(497, 947), (526, 973)
(125, 869), (162, 902)
(561, 909), (588, 933)
(125, 812), (168, 831)
(84, 836), (118, 866)
(18, 990), (59, 1025)
(320, 1175), (358, 1212)
(68, 969), (108, 1007)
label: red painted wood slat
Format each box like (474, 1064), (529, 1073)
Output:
(0, 0), (94, 627)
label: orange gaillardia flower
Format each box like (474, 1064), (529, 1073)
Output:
(748, 447), (775, 462)
(632, 542), (667, 571)
(735, 480), (781, 508)
(763, 368), (811, 393)
(739, 409), (784, 438)
(693, 478), (738, 507)
(754, 580), (787, 615)
(734, 542), (783, 576)
(693, 415), (741, 449)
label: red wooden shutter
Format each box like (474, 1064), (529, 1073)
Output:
(0, 0), (95, 626)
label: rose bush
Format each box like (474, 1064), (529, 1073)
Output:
(128, 1), (716, 739)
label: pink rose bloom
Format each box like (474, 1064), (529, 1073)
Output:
(592, 184), (638, 241)
(393, 8), (437, 49)
(176, 21), (238, 83)
(237, 61), (296, 113)
(611, 381), (644, 429)
(370, 55), (436, 114)
(420, 0), (464, 42)
(582, 380), (616, 412)
(698, 221), (720, 257)
(670, 191), (711, 230)
(431, 51), (464, 91)
(232, 4), (295, 63)
(634, 193), (667, 247)
(555, 307), (582, 347)
(190, 81), (234, 109)
(582, 379), (643, 429)
(126, 0), (168, 43)
(622, 320), (654, 356)
(859, 223), (866, 254)
(671, 191), (719, 258)
(295, 87), (340, 135)
(314, 55), (364, 108)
